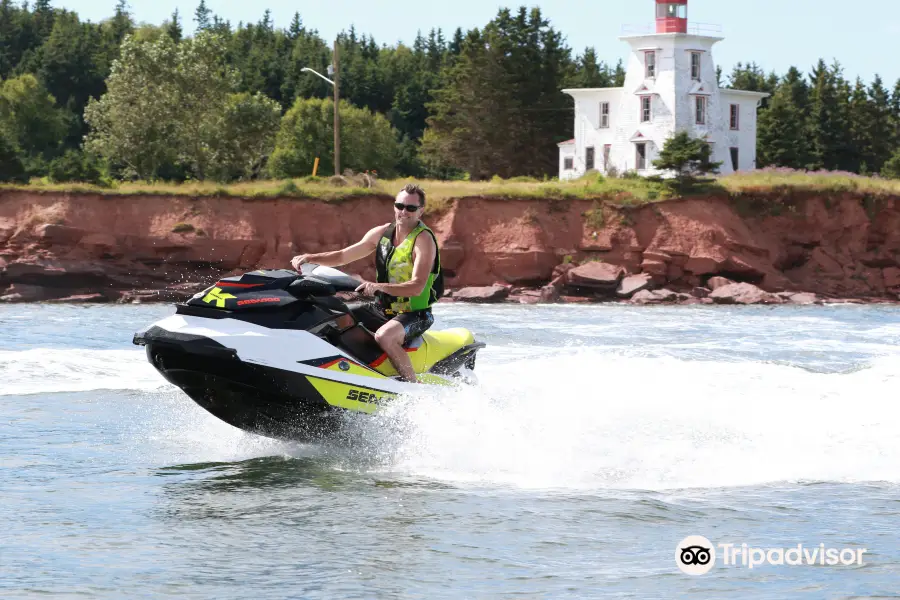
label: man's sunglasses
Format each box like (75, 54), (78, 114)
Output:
(394, 202), (421, 212)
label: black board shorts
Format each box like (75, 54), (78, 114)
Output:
(353, 302), (435, 346)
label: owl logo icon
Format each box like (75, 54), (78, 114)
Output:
(676, 536), (716, 575)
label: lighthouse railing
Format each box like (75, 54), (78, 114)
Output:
(620, 22), (723, 35)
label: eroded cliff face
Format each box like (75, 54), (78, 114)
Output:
(0, 189), (898, 303)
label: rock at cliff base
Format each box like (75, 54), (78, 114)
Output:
(707, 276), (734, 290)
(692, 287), (711, 298)
(630, 288), (678, 305)
(642, 250), (672, 263)
(540, 285), (560, 303)
(452, 285), (510, 303)
(617, 273), (653, 297)
(566, 261), (625, 289)
(775, 291), (819, 305)
(684, 254), (725, 275)
(709, 282), (783, 305)
(640, 259), (668, 276)
(552, 262), (577, 280)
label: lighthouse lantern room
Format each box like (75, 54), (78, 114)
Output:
(656, 0), (687, 33)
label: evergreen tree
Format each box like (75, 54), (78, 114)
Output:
(31, 0), (54, 42)
(890, 78), (900, 152)
(108, 0), (133, 45)
(806, 60), (847, 170)
(421, 27), (508, 179)
(194, 0), (211, 32)
(868, 75), (893, 173)
(653, 130), (722, 187)
(882, 148), (900, 179)
(613, 59), (625, 86)
(571, 48), (613, 88)
(848, 77), (873, 173)
(165, 9), (182, 43)
(287, 12), (301, 40)
(0, 129), (27, 182)
(757, 75), (808, 169)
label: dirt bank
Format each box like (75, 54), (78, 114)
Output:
(1, 189), (898, 304)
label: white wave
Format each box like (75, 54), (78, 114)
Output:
(358, 349), (900, 491)
(0, 349), (168, 396)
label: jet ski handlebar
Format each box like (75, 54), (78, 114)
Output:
(291, 263), (363, 295)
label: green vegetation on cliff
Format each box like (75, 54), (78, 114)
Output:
(3, 172), (897, 217)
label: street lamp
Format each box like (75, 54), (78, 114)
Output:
(300, 67), (334, 85)
(299, 40), (340, 175)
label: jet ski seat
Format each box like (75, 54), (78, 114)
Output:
(347, 301), (432, 349)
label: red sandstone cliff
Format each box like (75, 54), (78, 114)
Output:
(1, 189), (898, 304)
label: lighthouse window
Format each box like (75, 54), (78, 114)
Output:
(641, 96), (652, 122)
(695, 96), (706, 124)
(657, 3), (687, 18)
(730, 104), (740, 129)
(600, 102), (610, 128)
(730, 147), (739, 171)
(645, 51), (656, 78)
(691, 52), (701, 80)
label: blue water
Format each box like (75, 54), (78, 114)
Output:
(2, 303), (900, 598)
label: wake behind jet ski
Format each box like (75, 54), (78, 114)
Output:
(132, 265), (485, 441)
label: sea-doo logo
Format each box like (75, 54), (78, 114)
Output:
(202, 287), (236, 308)
(346, 389), (392, 404)
(237, 297), (281, 306)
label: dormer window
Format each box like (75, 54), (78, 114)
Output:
(645, 51), (656, 78)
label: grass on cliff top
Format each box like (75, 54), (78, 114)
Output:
(2, 168), (898, 211)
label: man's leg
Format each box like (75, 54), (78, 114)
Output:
(373, 320), (417, 382)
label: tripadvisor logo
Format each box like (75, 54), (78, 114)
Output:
(676, 536), (715, 575)
(675, 535), (868, 575)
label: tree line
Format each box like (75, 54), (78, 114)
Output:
(0, 0), (899, 184)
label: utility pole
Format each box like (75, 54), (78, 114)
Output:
(333, 38), (341, 176)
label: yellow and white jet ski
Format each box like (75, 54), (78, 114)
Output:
(132, 265), (484, 441)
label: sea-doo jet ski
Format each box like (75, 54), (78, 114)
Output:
(132, 264), (484, 441)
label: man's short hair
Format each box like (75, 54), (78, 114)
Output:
(401, 183), (426, 207)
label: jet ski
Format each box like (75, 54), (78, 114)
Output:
(132, 264), (485, 441)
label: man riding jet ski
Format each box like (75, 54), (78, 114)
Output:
(291, 183), (441, 383)
(132, 184), (484, 441)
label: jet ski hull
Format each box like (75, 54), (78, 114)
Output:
(140, 336), (345, 440)
(136, 315), (480, 441)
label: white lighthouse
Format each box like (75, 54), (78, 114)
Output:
(558, 0), (768, 180)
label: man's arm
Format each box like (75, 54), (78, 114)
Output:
(292, 224), (389, 269)
(375, 232), (436, 298)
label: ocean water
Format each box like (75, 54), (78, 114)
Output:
(2, 302), (900, 598)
